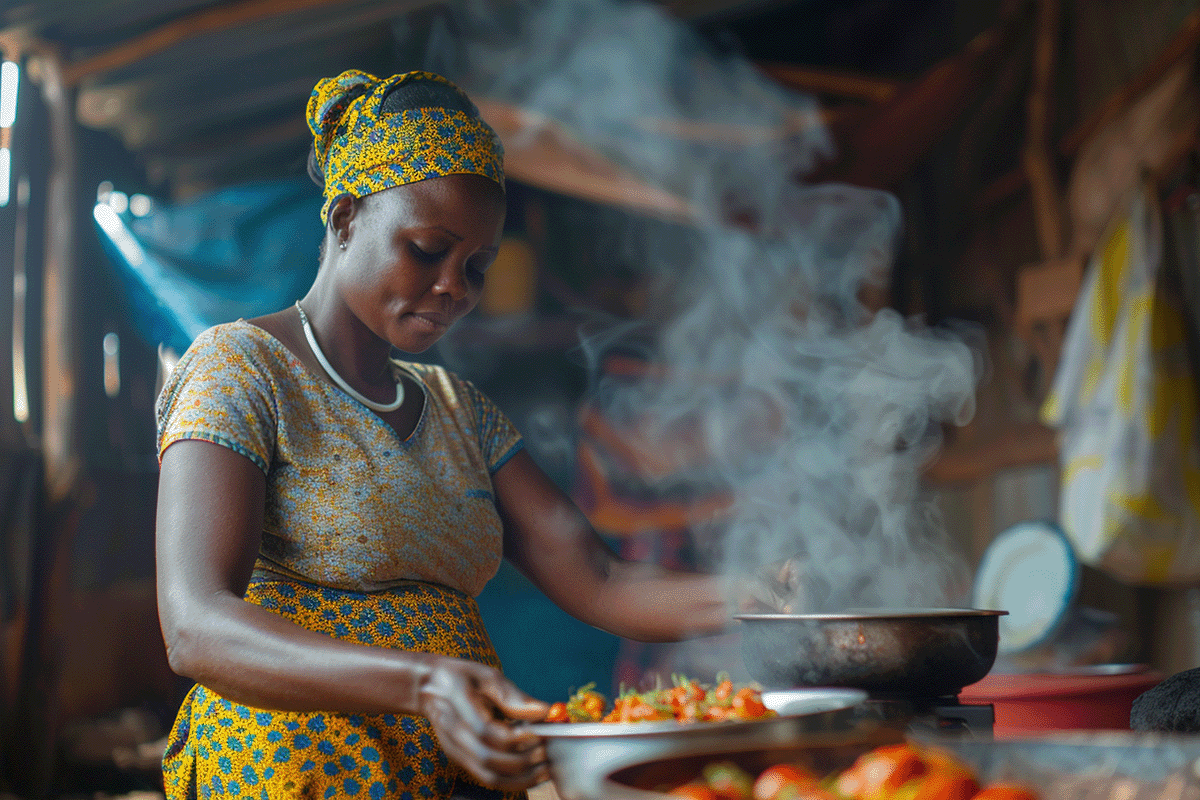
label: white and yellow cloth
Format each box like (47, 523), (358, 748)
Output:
(1043, 181), (1200, 585)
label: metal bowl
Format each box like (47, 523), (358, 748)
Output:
(602, 731), (1200, 800)
(526, 687), (867, 800)
(736, 608), (1006, 695)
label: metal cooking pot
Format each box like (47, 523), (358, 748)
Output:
(735, 608), (1006, 696)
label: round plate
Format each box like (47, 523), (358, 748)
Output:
(972, 520), (1079, 654)
(525, 687), (867, 738)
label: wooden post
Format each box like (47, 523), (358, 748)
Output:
(2, 49), (81, 798)
(1024, 0), (1067, 262)
(35, 52), (79, 502)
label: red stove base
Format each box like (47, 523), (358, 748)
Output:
(960, 668), (1163, 736)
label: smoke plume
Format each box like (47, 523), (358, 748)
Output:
(424, 0), (980, 614)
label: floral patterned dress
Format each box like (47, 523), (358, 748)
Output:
(156, 321), (524, 800)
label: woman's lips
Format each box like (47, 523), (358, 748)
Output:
(410, 311), (452, 332)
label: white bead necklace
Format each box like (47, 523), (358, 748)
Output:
(296, 301), (404, 413)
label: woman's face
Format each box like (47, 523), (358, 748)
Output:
(333, 173), (505, 354)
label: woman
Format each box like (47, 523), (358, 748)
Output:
(155, 70), (736, 800)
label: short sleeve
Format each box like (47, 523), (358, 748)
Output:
(155, 324), (279, 474)
(462, 380), (523, 473)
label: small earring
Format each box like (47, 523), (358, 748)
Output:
(338, 239), (347, 251)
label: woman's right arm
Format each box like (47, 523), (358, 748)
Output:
(156, 438), (548, 789)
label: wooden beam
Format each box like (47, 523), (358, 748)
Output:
(977, 5), (1200, 212)
(79, 74), (316, 149)
(924, 421), (1058, 486)
(822, 0), (1031, 189)
(158, 116), (310, 187)
(61, 0), (354, 86)
(629, 107), (832, 146)
(755, 62), (903, 104)
(1059, 6), (1200, 157)
(661, 0), (784, 21)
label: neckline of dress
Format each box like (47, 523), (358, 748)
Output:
(237, 319), (429, 446)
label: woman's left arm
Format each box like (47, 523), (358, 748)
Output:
(492, 449), (729, 642)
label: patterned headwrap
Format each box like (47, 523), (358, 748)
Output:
(307, 70), (505, 224)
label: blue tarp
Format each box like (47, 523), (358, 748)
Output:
(95, 177), (323, 353)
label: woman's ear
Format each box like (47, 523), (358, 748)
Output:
(328, 193), (358, 248)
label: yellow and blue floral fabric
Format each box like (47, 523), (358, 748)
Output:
(307, 70), (505, 224)
(161, 576), (517, 800)
(157, 321), (523, 596)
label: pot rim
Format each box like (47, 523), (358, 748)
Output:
(735, 607), (1007, 622)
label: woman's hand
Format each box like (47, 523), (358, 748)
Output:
(736, 558), (803, 613)
(418, 656), (551, 790)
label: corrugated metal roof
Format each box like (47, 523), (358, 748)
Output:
(3, 0), (451, 193)
(0, 0), (974, 201)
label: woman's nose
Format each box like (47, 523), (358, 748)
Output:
(432, 262), (470, 301)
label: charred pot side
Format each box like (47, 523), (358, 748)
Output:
(736, 609), (1004, 695)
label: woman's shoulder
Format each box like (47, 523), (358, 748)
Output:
(163, 321), (301, 408)
(188, 319), (284, 354)
(181, 320), (296, 374)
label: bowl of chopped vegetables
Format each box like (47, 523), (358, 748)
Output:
(603, 737), (1039, 800)
(602, 731), (1200, 800)
(524, 675), (868, 800)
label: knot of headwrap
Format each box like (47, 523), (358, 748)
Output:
(307, 70), (505, 224)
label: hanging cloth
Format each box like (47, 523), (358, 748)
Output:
(1043, 179), (1200, 585)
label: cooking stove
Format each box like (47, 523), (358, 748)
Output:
(855, 693), (995, 738)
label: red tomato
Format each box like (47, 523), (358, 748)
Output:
(791, 789), (839, 800)
(628, 698), (670, 722)
(703, 704), (734, 722)
(602, 695), (631, 723)
(971, 785), (1040, 800)
(659, 682), (702, 714)
(731, 687), (769, 719)
(544, 702), (569, 723)
(752, 764), (820, 800)
(834, 743), (926, 799)
(907, 769), (979, 800)
(664, 683), (704, 713)
(669, 782), (720, 800)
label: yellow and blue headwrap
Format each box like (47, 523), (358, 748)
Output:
(307, 70), (505, 224)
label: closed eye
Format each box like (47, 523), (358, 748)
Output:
(409, 243), (448, 263)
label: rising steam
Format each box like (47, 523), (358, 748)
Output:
(424, 0), (980, 614)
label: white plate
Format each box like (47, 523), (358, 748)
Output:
(526, 687), (867, 738)
(761, 687), (868, 715)
(972, 520), (1079, 654)
(529, 688), (867, 800)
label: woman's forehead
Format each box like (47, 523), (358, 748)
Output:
(361, 175), (505, 228)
